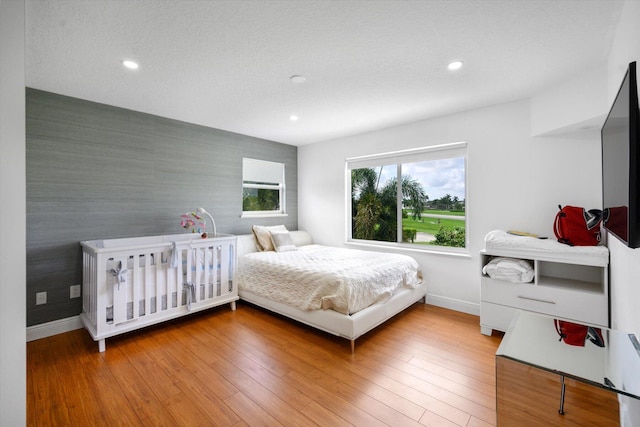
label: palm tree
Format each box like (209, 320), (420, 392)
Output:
(393, 175), (428, 220)
(353, 192), (381, 240)
(352, 168), (428, 242)
(351, 168), (377, 200)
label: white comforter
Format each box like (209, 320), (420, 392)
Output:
(237, 245), (422, 315)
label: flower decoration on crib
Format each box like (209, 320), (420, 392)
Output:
(180, 212), (207, 238)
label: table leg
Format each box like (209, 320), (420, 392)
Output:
(559, 375), (566, 415)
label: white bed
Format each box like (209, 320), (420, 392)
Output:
(236, 230), (427, 352)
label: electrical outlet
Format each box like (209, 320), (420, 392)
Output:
(70, 284), (81, 299)
(36, 291), (47, 305)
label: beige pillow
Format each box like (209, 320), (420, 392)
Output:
(270, 231), (297, 252)
(252, 225), (288, 251)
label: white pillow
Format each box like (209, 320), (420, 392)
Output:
(482, 257), (534, 283)
(270, 230), (297, 252)
(252, 225), (288, 251)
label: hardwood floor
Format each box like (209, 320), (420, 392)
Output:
(26, 303), (618, 426)
(496, 357), (619, 427)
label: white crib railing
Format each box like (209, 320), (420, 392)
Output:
(81, 233), (237, 352)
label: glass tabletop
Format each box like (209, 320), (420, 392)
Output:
(496, 311), (640, 400)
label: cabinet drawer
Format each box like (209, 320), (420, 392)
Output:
(481, 277), (528, 306)
(481, 277), (608, 327)
(516, 285), (607, 327)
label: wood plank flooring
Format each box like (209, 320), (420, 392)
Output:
(496, 356), (620, 427)
(26, 303), (619, 426)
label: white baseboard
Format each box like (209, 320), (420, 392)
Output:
(27, 315), (83, 342)
(426, 294), (480, 316)
(25, 297), (477, 342)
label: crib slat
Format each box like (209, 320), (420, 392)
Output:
(156, 251), (163, 311)
(203, 247), (210, 299)
(83, 252), (94, 324)
(160, 251), (167, 313)
(212, 246), (219, 296)
(175, 249), (183, 310)
(220, 244), (230, 296)
(229, 243), (236, 295)
(97, 253), (109, 332)
(132, 254), (140, 320)
(89, 252), (96, 324)
(195, 247), (202, 302)
(185, 248), (192, 308)
(164, 250), (173, 313)
(145, 254), (151, 317)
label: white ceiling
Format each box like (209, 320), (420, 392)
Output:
(26, 0), (624, 146)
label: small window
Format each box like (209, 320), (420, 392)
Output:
(347, 142), (467, 251)
(242, 158), (286, 217)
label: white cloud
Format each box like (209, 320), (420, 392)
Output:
(361, 157), (465, 201)
(403, 157), (465, 200)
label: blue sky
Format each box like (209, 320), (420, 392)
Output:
(377, 157), (465, 201)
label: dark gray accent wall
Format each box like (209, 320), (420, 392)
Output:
(26, 88), (297, 326)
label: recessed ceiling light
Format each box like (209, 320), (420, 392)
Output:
(290, 75), (306, 83)
(122, 60), (139, 70)
(448, 61), (463, 71)
(289, 115), (299, 121)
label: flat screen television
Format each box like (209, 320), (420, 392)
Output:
(601, 61), (640, 248)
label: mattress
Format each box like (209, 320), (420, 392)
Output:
(237, 244), (422, 315)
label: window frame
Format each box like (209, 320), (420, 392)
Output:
(241, 158), (287, 218)
(345, 142), (468, 254)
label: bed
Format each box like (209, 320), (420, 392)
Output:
(236, 229), (427, 352)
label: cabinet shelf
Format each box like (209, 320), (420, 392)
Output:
(536, 276), (603, 293)
(480, 246), (609, 336)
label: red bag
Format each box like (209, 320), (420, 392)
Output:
(554, 319), (588, 346)
(554, 319), (605, 347)
(553, 205), (602, 246)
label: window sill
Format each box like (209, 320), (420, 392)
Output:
(241, 213), (288, 219)
(345, 239), (471, 258)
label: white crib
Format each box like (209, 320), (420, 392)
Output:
(81, 233), (238, 352)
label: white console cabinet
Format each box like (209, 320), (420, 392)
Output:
(480, 245), (609, 336)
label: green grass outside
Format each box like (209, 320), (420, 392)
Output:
(353, 209), (465, 245)
(404, 209), (465, 217)
(425, 209), (465, 217)
(403, 216), (465, 235)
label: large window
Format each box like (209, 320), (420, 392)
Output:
(242, 158), (286, 217)
(347, 142), (466, 250)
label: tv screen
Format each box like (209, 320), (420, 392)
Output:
(601, 61), (640, 248)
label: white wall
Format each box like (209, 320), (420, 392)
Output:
(530, 65), (608, 137)
(606, 0), (640, 338)
(605, 1), (640, 424)
(0, 0), (27, 425)
(299, 99), (602, 314)
(607, 0), (640, 110)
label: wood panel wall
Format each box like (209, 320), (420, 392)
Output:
(26, 88), (297, 326)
